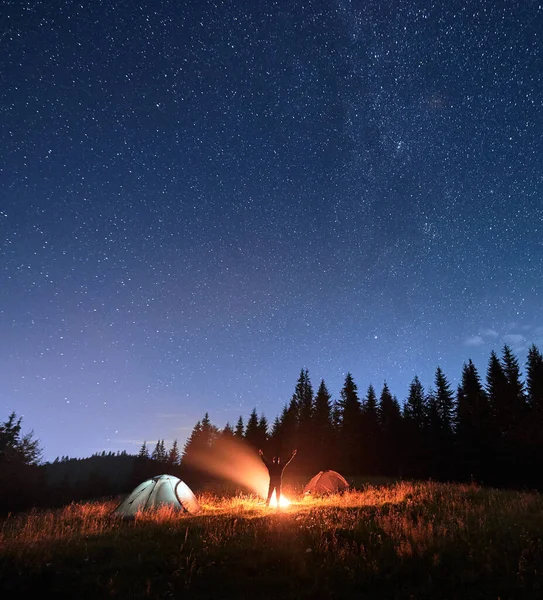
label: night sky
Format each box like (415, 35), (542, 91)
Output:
(1, 0), (541, 462)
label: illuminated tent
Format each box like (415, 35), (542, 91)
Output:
(303, 470), (349, 495)
(112, 474), (201, 518)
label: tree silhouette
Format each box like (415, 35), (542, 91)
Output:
(486, 350), (509, 439)
(244, 408), (260, 449)
(257, 414), (269, 451)
(378, 383), (402, 476)
(403, 376), (427, 477)
(221, 422), (235, 440)
(435, 367), (455, 435)
(0, 412), (42, 466)
(293, 368), (313, 472)
(234, 416), (244, 438)
(137, 441), (149, 459)
(526, 344), (543, 480)
(526, 344), (543, 412)
(269, 413), (284, 454)
(425, 388), (442, 478)
(277, 397), (299, 456)
(360, 384), (379, 475)
(501, 345), (527, 431)
(433, 367), (456, 478)
(337, 373), (362, 473)
(168, 439), (181, 466)
(0, 413), (43, 513)
(130, 344), (543, 496)
(312, 379), (336, 471)
(182, 420), (202, 463)
(151, 439), (167, 462)
(456, 359), (490, 482)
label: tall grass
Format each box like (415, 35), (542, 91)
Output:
(1, 481), (542, 598)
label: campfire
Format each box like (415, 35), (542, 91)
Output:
(269, 492), (291, 508)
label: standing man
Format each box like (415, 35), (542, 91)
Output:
(259, 448), (297, 506)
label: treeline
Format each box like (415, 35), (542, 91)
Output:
(2, 343), (542, 514)
(0, 419), (187, 514)
(182, 344), (543, 489)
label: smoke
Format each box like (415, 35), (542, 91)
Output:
(183, 437), (269, 498)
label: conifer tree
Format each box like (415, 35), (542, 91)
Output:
(486, 350), (517, 483)
(0, 413), (43, 512)
(160, 439), (167, 461)
(425, 389), (443, 478)
(331, 399), (342, 433)
(360, 384), (380, 474)
(244, 408), (260, 449)
(137, 441), (149, 459)
(182, 420), (202, 463)
(292, 368), (313, 471)
(0, 412), (42, 466)
(151, 441), (160, 461)
(269, 412), (284, 454)
(378, 383), (402, 476)
(168, 439), (181, 466)
(435, 367), (455, 435)
(403, 375), (427, 477)
(294, 369), (313, 424)
(486, 350), (510, 438)
(234, 416), (244, 438)
(181, 414), (218, 465)
(403, 375), (426, 427)
(200, 413), (219, 446)
(221, 422), (235, 440)
(337, 373), (362, 474)
(432, 367), (456, 478)
(526, 344), (543, 479)
(181, 421), (202, 462)
(151, 439), (167, 462)
(501, 345), (527, 430)
(456, 359), (490, 482)
(526, 344), (543, 412)
(278, 396), (299, 455)
(312, 379), (336, 470)
(502, 345), (530, 482)
(257, 414), (269, 450)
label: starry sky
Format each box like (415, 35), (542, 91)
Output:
(1, 0), (541, 462)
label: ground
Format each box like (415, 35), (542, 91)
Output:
(1, 481), (542, 599)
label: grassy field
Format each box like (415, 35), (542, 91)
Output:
(1, 480), (543, 599)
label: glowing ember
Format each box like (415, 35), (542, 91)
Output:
(269, 493), (291, 508)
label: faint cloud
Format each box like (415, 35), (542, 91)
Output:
(118, 439), (147, 446)
(503, 333), (526, 344)
(503, 333), (526, 350)
(481, 328), (499, 338)
(464, 336), (485, 347)
(157, 413), (190, 419)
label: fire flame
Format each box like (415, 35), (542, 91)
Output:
(269, 492), (291, 508)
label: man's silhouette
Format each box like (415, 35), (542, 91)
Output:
(259, 449), (297, 506)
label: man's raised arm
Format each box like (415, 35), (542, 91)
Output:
(258, 449), (270, 467)
(283, 449), (297, 469)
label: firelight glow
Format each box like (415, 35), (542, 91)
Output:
(269, 493), (291, 508)
(183, 436), (281, 501)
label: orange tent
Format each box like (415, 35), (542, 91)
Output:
(303, 470), (349, 494)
